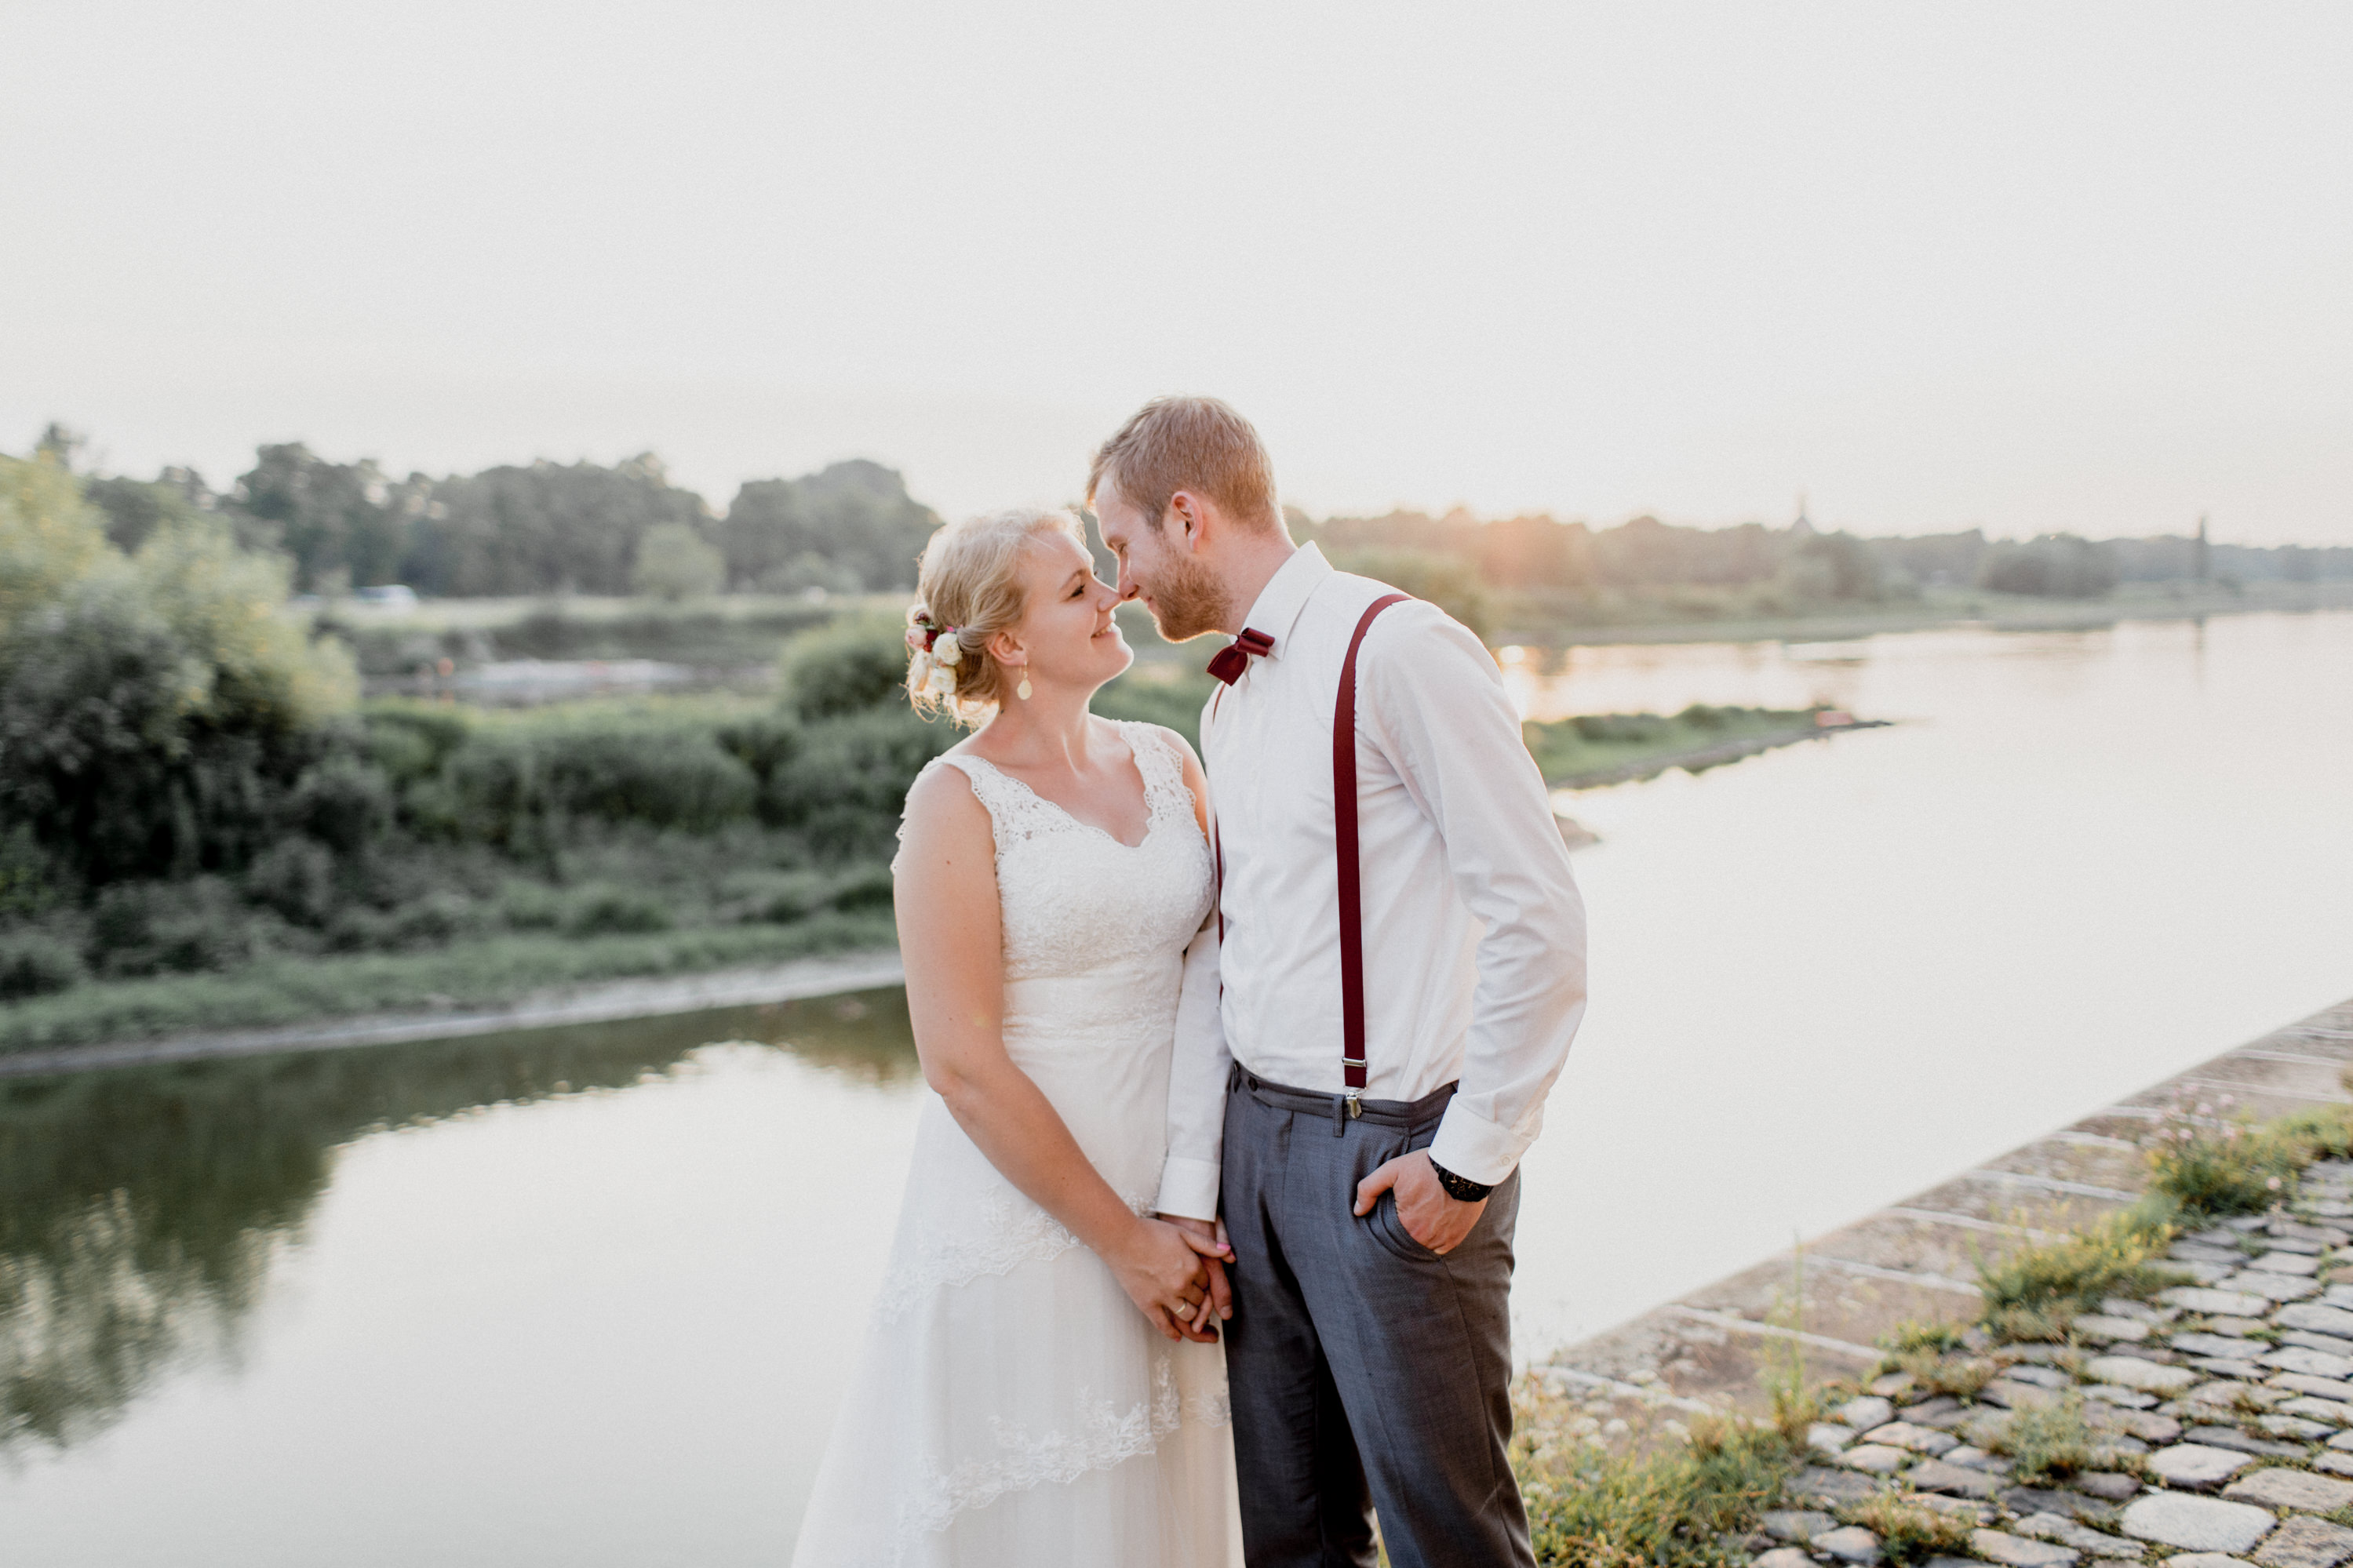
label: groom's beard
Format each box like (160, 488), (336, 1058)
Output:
(1141, 548), (1232, 643)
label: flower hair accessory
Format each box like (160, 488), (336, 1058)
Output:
(906, 607), (962, 699)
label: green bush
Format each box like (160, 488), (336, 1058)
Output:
(0, 926), (82, 999)
(244, 838), (340, 925)
(435, 719), (759, 844)
(0, 459), (357, 884)
(563, 886), (673, 937)
(718, 868), (832, 923)
(87, 879), (259, 977)
(780, 614), (912, 721)
(765, 706), (954, 857)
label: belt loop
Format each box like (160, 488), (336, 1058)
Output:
(1331, 1095), (1346, 1137)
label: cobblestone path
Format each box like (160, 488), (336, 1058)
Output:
(1534, 994), (2353, 1568)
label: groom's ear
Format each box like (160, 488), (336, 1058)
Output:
(1167, 491), (1208, 552)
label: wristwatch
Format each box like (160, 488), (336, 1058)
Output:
(1428, 1158), (1494, 1203)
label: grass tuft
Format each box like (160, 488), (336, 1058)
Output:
(1987, 1395), (2094, 1484)
(1975, 1206), (2180, 1341)
(1838, 1491), (1977, 1564)
(1518, 1413), (1801, 1568)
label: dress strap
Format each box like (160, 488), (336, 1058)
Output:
(920, 752), (1071, 849)
(1117, 722), (1198, 825)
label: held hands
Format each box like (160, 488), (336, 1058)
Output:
(1353, 1149), (1488, 1256)
(1161, 1215), (1233, 1340)
(1108, 1215), (1234, 1343)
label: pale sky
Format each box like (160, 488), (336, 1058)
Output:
(5, 2), (2349, 544)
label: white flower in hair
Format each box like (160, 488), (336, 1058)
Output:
(927, 664), (956, 697)
(934, 638), (960, 668)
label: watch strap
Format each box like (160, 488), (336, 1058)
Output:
(1429, 1158), (1495, 1203)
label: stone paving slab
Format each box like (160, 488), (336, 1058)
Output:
(1978, 1141), (2157, 1193)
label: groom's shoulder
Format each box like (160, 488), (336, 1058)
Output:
(1313, 569), (1488, 669)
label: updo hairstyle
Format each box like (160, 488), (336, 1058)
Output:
(905, 508), (1087, 727)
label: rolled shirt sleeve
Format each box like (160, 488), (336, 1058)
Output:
(1364, 612), (1589, 1188)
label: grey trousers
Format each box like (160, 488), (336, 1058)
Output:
(1220, 1065), (1534, 1568)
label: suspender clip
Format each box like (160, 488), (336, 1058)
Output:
(1344, 1092), (1361, 1119)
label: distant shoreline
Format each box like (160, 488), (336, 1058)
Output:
(0, 948), (909, 1081)
(1506, 578), (2353, 650)
(1546, 717), (1889, 791)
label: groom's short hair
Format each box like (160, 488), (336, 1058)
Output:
(1087, 396), (1281, 533)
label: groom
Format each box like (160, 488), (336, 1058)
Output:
(1089, 398), (1589, 1568)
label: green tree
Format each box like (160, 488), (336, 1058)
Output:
(1779, 532), (1886, 602)
(231, 443), (421, 593)
(0, 454), (358, 884)
(406, 454), (709, 596)
(82, 470), (220, 555)
(1979, 535), (2120, 598)
(630, 521), (727, 601)
(715, 460), (939, 592)
(0, 454), (113, 630)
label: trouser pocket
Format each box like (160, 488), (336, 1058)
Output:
(1357, 1123), (1448, 1264)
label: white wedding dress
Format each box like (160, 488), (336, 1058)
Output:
(792, 722), (1244, 1568)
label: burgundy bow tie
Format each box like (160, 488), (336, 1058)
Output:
(1206, 628), (1274, 686)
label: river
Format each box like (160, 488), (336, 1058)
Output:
(5, 609), (2351, 1565)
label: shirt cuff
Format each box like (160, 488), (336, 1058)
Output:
(1154, 1156), (1223, 1222)
(1428, 1102), (1532, 1189)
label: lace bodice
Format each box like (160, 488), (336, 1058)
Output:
(910, 722), (1214, 984)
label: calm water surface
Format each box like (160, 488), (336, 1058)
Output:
(5, 610), (2352, 1565)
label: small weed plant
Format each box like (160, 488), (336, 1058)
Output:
(1839, 1491), (1977, 1565)
(2145, 1090), (2299, 1216)
(1519, 1414), (1801, 1568)
(1975, 1207), (2180, 1341)
(1989, 1395), (2094, 1484)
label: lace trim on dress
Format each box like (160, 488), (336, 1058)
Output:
(870, 1184), (1157, 1325)
(895, 724), (1194, 848)
(891, 1352), (1231, 1555)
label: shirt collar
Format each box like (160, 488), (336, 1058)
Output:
(1236, 543), (1332, 659)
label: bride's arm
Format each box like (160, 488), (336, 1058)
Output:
(895, 762), (1228, 1342)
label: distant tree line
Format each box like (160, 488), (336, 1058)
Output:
(1299, 505), (2353, 603)
(38, 425), (940, 599)
(31, 423), (2353, 612)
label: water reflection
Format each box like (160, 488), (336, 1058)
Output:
(0, 989), (916, 1459)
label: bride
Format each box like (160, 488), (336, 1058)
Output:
(791, 508), (1245, 1566)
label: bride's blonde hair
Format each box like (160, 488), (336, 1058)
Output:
(905, 508), (1087, 728)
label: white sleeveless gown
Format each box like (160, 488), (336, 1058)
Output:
(791, 722), (1244, 1568)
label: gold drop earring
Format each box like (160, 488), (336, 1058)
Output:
(1015, 671), (1033, 701)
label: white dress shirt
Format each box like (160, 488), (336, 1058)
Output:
(1155, 544), (1588, 1222)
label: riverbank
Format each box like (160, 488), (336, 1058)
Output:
(1528, 706), (1888, 789)
(1497, 580), (2353, 650)
(1514, 991), (2353, 1566)
(0, 943), (906, 1078)
(0, 913), (898, 1060)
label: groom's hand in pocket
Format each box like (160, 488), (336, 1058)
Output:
(1355, 1151), (1488, 1256)
(1160, 1215), (1234, 1340)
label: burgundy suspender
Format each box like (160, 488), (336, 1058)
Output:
(1211, 592), (1411, 1114)
(1335, 594), (1411, 1108)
